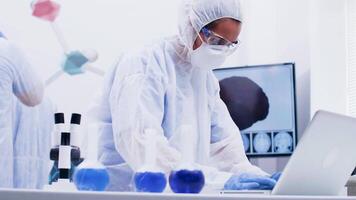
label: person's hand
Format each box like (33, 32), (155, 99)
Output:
(271, 172), (282, 182)
(224, 173), (277, 190)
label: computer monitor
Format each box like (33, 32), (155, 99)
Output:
(213, 63), (297, 157)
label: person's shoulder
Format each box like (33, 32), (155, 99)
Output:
(0, 39), (27, 73)
(115, 40), (169, 77)
(0, 38), (11, 54)
(0, 39), (24, 60)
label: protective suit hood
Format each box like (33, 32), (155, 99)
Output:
(175, 0), (243, 61)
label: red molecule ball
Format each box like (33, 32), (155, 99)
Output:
(32, 0), (61, 22)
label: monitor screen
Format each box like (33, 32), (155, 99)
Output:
(213, 63), (297, 157)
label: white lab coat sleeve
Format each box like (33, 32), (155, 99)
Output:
(1, 41), (44, 106)
(109, 66), (182, 173)
(206, 79), (269, 188)
(0, 56), (14, 188)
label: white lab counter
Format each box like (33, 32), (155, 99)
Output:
(1, 189), (356, 200)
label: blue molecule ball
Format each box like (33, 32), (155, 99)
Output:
(169, 169), (205, 193)
(134, 172), (167, 193)
(73, 168), (110, 191)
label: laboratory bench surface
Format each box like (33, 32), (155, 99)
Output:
(1, 189), (356, 200)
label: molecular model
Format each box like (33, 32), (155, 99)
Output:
(31, 0), (105, 86)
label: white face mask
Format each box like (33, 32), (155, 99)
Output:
(190, 42), (233, 70)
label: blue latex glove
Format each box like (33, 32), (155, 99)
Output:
(224, 173), (277, 190)
(271, 172), (282, 182)
(0, 32), (6, 38)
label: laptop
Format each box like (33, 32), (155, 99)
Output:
(222, 110), (356, 196)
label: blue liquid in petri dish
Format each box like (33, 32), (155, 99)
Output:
(169, 169), (205, 193)
(73, 168), (110, 191)
(134, 172), (167, 193)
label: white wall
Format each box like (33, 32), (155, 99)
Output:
(310, 0), (356, 119)
(348, 0), (356, 117)
(0, 0), (311, 172)
(310, 0), (348, 116)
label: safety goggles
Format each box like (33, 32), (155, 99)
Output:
(200, 27), (240, 50)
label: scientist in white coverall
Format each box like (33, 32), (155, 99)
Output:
(91, 0), (280, 191)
